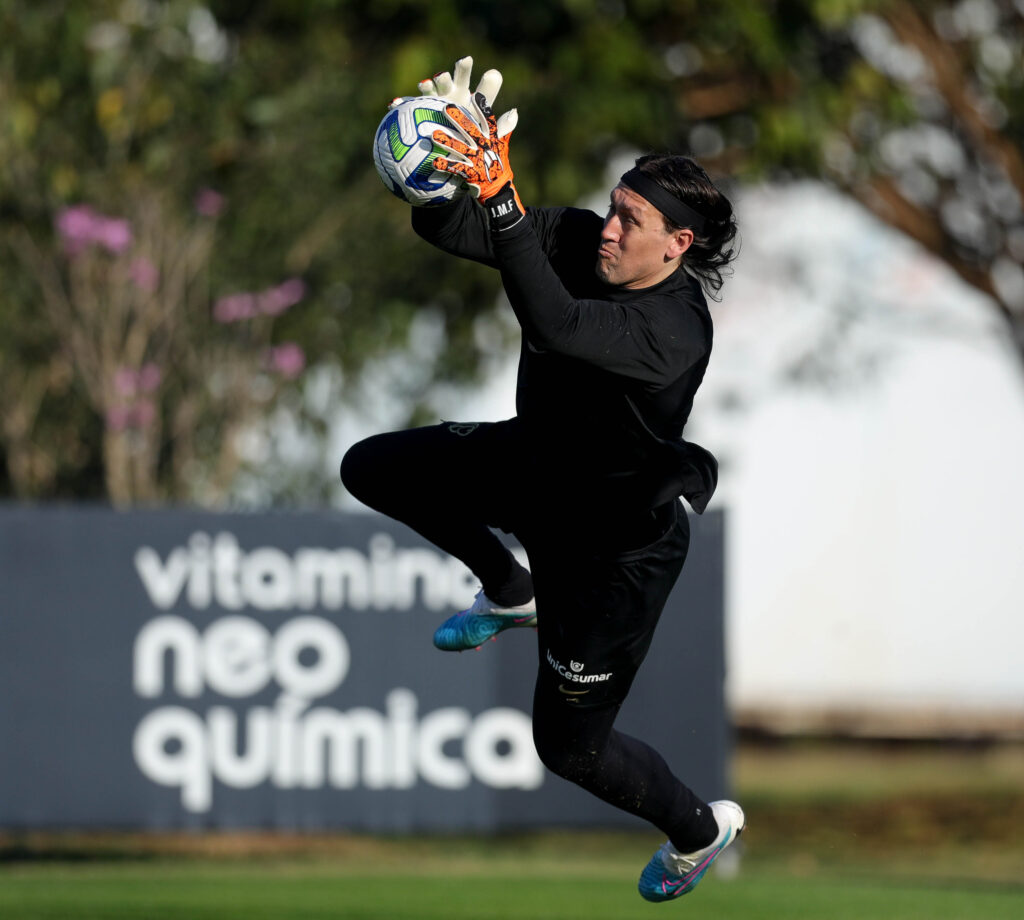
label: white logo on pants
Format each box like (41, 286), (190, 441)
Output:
(546, 649), (612, 684)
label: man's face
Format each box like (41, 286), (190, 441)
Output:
(595, 184), (689, 289)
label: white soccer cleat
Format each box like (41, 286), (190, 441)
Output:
(638, 800), (745, 901)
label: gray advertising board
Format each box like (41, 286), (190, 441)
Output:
(0, 506), (726, 832)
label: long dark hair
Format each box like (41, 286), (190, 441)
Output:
(634, 154), (738, 299)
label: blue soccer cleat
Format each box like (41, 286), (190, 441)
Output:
(638, 800), (745, 902)
(433, 590), (537, 651)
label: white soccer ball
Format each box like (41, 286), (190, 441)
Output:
(372, 95), (475, 207)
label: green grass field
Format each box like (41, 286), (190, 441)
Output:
(2, 851), (1022, 920)
(1, 863), (1022, 920)
(3, 741), (1022, 920)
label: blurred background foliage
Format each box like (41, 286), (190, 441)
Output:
(1, 0), (1022, 504)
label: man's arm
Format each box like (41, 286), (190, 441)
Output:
(413, 198), (706, 387)
(411, 198), (568, 270)
(428, 92), (707, 386)
(492, 217), (708, 387)
(410, 197), (497, 267)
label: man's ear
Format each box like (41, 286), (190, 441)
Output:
(666, 228), (694, 260)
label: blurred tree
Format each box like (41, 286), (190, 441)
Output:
(648, 0), (1024, 369)
(1, 0), (1021, 504)
(0, 0), (507, 503)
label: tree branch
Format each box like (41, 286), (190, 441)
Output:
(883, 1), (1024, 203)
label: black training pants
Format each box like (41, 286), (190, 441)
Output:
(340, 419), (715, 850)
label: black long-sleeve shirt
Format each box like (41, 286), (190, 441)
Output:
(412, 196), (717, 513)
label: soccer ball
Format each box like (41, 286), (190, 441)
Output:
(373, 96), (475, 207)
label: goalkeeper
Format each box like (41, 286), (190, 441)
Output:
(342, 58), (741, 902)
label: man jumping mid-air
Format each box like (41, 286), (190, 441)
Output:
(342, 58), (742, 902)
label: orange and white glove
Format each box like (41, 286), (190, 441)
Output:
(388, 56), (504, 132)
(417, 58), (517, 144)
(431, 92), (525, 232)
(415, 56), (502, 133)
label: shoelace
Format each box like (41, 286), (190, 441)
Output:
(661, 841), (709, 874)
(469, 590), (491, 614)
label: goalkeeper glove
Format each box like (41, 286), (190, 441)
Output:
(388, 56), (504, 133)
(417, 56), (502, 115)
(431, 92), (525, 232)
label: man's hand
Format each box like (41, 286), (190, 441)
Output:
(417, 56), (503, 115)
(431, 92), (525, 232)
(419, 57), (517, 138)
(388, 56), (505, 135)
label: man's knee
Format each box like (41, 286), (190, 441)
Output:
(339, 439), (366, 492)
(339, 434), (393, 503)
(534, 733), (587, 784)
(532, 716), (602, 786)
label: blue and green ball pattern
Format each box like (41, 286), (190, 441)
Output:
(373, 97), (471, 206)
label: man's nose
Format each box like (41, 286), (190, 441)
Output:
(601, 215), (620, 240)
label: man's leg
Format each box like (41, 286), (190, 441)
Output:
(526, 508), (718, 851)
(527, 507), (744, 900)
(340, 422), (532, 605)
(533, 692), (719, 849)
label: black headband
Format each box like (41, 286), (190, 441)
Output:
(619, 167), (707, 233)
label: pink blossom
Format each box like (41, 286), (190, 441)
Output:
(56, 205), (100, 255)
(105, 399), (158, 431)
(137, 363), (162, 392)
(94, 216), (132, 253)
(130, 257), (159, 292)
(57, 204), (99, 241)
(266, 342), (306, 379)
(258, 278), (306, 316)
(113, 363), (162, 398)
(214, 278), (306, 322)
(213, 293), (257, 323)
(55, 204), (133, 255)
(195, 187), (226, 217)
